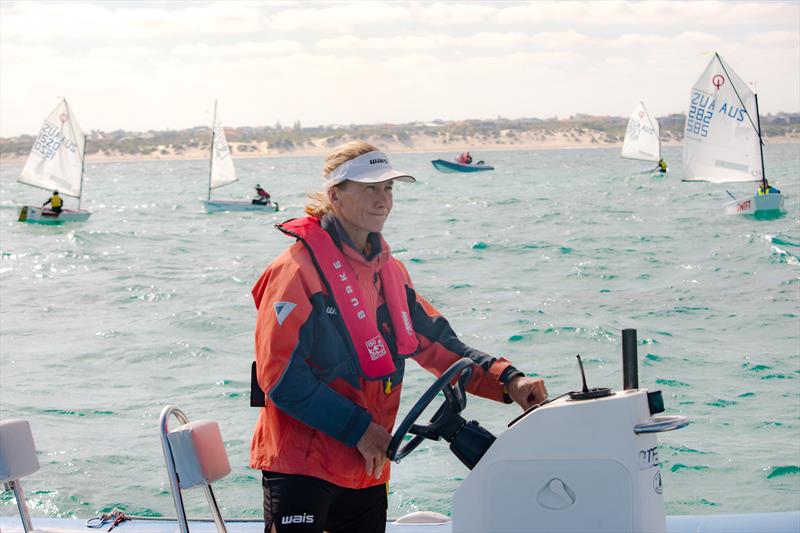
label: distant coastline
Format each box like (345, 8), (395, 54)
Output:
(2, 114), (798, 165)
(1, 133), (678, 165)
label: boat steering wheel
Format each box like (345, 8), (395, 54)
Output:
(387, 358), (473, 463)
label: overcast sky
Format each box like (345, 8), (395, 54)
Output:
(1, 0), (798, 137)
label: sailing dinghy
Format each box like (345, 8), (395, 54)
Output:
(621, 101), (665, 173)
(202, 101), (278, 214)
(17, 98), (91, 224)
(682, 53), (784, 216)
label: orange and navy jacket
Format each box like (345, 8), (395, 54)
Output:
(249, 215), (522, 489)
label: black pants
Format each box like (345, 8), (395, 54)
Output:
(262, 471), (387, 533)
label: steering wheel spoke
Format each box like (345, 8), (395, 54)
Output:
(387, 359), (474, 463)
(408, 423), (441, 440)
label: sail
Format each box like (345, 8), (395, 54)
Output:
(621, 102), (660, 162)
(681, 54), (761, 183)
(18, 98), (85, 198)
(209, 115), (237, 190)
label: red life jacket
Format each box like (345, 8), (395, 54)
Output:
(277, 217), (419, 379)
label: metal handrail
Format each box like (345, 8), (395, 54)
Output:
(633, 415), (690, 434)
(4, 479), (34, 533)
(159, 405), (228, 533)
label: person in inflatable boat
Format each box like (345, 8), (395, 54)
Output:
(250, 140), (547, 533)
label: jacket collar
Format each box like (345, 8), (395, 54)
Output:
(321, 213), (390, 270)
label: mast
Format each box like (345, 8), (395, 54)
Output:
(655, 118), (661, 161)
(78, 147), (85, 210)
(66, 98), (86, 210)
(208, 100), (217, 202)
(713, 52), (764, 185)
(754, 92), (767, 190)
(715, 53), (761, 145)
(643, 101), (661, 161)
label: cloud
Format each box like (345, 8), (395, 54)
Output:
(315, 30), (596, 54)
(0, 1), (268, 44)
(410, 2), (498, 27)
(264, 2), (411, 32)
(610, 32), (721, 49)
(0, 43), (60, 65)
(492, 1), (799, 28)
(1, 0), (798, 137)
(172, 41), (304, 59)
(316, 32), (534, 52)
(744, 31), (800, 47)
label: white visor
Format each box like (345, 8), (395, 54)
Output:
(324, 151), (416, 189)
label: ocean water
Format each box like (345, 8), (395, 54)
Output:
(1, 144), (798, 521)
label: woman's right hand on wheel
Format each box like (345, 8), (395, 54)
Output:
(356, 422), (391, 479)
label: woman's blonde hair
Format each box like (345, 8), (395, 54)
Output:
(304, 140), (379, 217)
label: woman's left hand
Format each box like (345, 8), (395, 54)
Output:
(506, 375), (547, 410)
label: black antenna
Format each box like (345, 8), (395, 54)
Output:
(576, 355), (589, 393)
(569, 355), (612, 401)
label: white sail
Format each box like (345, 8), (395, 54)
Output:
(621, 102), (660, 162)
(681, 53), (762, 183)
(209, 109), (237, 190)
(18, 98), (85, 198)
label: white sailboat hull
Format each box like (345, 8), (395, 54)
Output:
(2, 511), (798, 532)
(204, 199), (279, 213)
(725, 193), (785, 215)
(17, 205), (91, 224)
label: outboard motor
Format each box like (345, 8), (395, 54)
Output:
(451, 328), (688, 533)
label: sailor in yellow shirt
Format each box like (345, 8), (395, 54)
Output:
(42, 190), (63, 214)
(757, 179), (781, 195)
(658, 159), (667, 173)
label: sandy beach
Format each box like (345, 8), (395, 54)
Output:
(1, 129), (796, 165)
(2, 130), (628, 164)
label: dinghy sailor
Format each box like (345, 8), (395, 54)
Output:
(657, 158), (667, 173)
(42, 190), (63, 214)
(253, 184), (271, 205)
(249, 140), (547, 532)
(757, 178), (780, 195)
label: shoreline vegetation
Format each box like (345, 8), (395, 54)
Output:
(1, 113), (798, 164)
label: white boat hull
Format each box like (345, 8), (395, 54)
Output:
(2, 511), (798, 532)
(204, 199), (279, 213)
(725, 193), (785, 215)
(17, 205), (91, 224)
